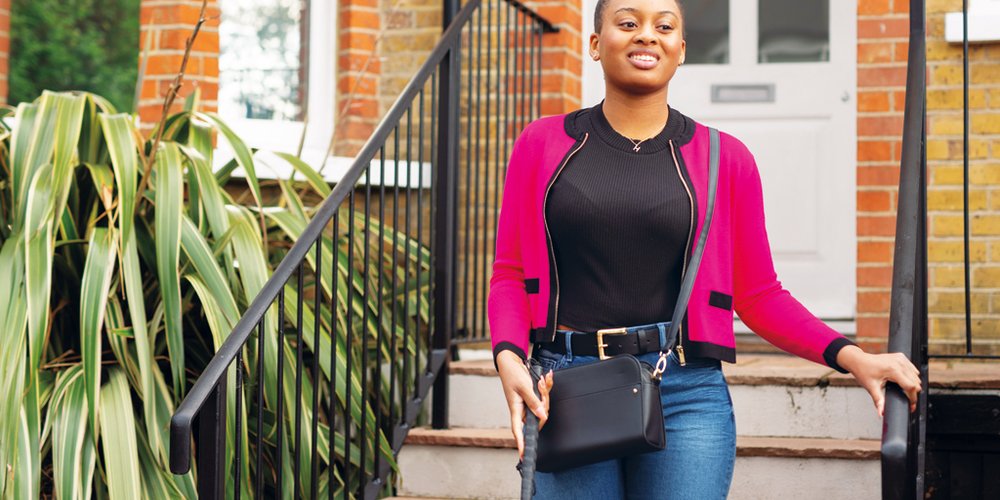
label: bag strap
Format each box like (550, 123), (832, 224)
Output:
(653, 127), (721, 379)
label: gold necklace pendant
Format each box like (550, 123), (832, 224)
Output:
(628, 137), (646, 152)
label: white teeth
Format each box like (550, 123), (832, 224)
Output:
(630, 54), (656, 62)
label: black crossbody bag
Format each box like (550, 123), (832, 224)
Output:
(532, 128), (721, 473)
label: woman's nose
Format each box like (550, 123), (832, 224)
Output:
(633, 25), (657, 44)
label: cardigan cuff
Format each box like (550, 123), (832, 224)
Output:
(823, 336), (858, 374)
(493, 342), (527, 372)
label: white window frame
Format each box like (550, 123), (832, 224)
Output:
(945, 0), (1000, 43)
(219, 0), (336, 170)
(217, 1), (434, 189)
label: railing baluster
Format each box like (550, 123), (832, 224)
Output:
(430, 70), (438, 367)
(519, 9), (526, 134)
(294, 263), (305, 499)
(255, 319), (264, 497)
(345, 190), (354, 495)
(329, 208), (340, 500)
(390, 131), (400, 437)
(472, 3), (484, 343)
(433, 0), (461, 430)
(235, 350), (244, 500)
(962, 0), (972, 356)
(197, 378), (226, 500)
(375, 141), (386, 482)
(462, 10), (475, 339)
(419, 88), (431, 367)
(534, 24), (542, 120)
(398, 124), (410, 414)
(528, 20), (535, 124)
(276, 285), (285, 496)
(396, 117), (419, 404)
(311, 241), (323, 499)
(362, 161), (373, 487)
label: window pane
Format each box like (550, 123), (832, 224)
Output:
(220, 0), (308, 121)
(684, 0), (729, 64)
(758, 0), (829, 63)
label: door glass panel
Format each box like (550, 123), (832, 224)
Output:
(758, 0), (829, 63)
(683, 0), (729, 64)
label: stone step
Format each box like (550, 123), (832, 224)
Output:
(396, 427), (880, 499)
(441, 353), (1000, 440)
(443, 354), (881, 439)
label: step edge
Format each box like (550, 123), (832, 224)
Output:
(451, 361), (1000, 390)
(403, 428), (881, 459)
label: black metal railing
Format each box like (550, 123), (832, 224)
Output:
(451, 0), (551, 347)
(883, 1), (1000, 498)
(169, 1), (556, 498)
(882, 0), (928, 498)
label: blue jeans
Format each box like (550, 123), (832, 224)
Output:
(531, 338), (736, 500)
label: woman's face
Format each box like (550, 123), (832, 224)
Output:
(590, 0), (686, 96)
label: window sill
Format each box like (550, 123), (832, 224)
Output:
(945, 9), (1000, 43)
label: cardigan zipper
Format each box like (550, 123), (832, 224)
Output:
(669, 139), (693, 366)
(543, 133), (589, 340)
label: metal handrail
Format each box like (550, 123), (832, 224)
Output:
(881, 0), (928, 498)
(170, 0), (559, 496)
(169, 2), (485, 475)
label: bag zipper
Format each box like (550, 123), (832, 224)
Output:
(543, 133), (589, 340)
(669, 139), (693, 366)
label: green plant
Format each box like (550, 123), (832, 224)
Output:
(0, 90), (431, 498)
(9, 0), (140, 111)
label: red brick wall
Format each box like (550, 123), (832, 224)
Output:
(0, 0), (9, 104)
(138, 0), (220, 127)
(534, 0), (582, 115)
(334, 0), (381, 157)
(855, 0), (910, 352)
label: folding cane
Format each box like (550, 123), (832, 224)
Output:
(518, 362), (544, 500)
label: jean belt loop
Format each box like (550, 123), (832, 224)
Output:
(564, 331), (574, 362)
(657, 322), (668, 350)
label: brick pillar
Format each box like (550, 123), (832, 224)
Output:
(855, 0), (910, 352)
(0, 0), (9, 104)
(138, 0), (220, 128)
(534, 0), (583, 116)
(334, 0), (381, 157)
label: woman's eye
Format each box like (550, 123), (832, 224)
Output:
(658, 24), (675, 31)
(619, 21), (637, 28)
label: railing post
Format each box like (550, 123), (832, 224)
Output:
(197, 377), (227, 500)
(431, 0), (461, 430)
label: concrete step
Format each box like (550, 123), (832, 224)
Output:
(442, 353), (1000, 441)
(396, 427), (880, 500)
(443, 354), (882, 440)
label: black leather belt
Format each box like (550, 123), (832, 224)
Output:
(535, 322), (669, 360)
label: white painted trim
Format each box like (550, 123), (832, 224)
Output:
(945, 3), (1000, 43)
(221, 150), (434, 189)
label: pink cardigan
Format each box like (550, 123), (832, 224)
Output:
(487, 110), (855, 371)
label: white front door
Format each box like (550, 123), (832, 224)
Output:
(581, 0), (858, 323)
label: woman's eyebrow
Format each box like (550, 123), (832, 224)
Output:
(613, 7), (678, 17)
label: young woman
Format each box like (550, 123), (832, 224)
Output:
(488, 0), (922, 497)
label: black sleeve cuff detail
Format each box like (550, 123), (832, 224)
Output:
(493, 342), (527, 372)
(823, 336), (858, 374)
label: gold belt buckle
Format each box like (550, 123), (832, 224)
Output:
(596, 327), (629, 360)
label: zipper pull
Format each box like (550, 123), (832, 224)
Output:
(676, 344), (687, 366)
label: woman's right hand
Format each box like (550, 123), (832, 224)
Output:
(496, 350), (554, 460)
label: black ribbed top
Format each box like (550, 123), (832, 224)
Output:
(546, 102), (692, 331)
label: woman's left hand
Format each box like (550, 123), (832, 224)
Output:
(836, 345), (922, 417)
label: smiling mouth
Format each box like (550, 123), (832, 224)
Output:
(629, 54), (658, 63)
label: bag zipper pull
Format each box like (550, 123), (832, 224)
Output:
(676, 344), (687, 366)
